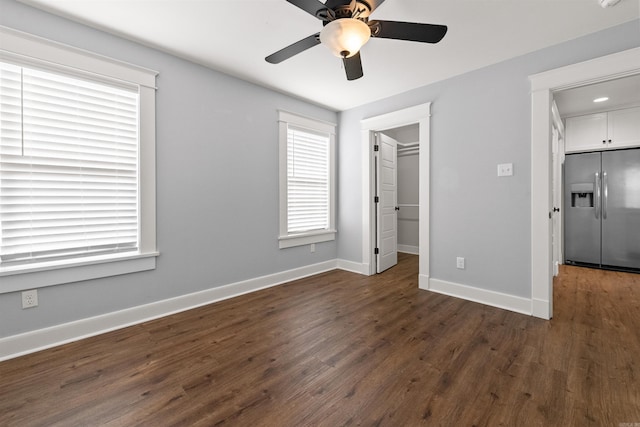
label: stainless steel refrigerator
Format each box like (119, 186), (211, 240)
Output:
(564, 148), (640, 271)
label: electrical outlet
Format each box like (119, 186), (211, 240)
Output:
(497, 163), (513, 177)
(22, 289), (38, 309)
(456, 257), (465, 269)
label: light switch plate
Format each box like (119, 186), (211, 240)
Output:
(497, 163), (513, 177)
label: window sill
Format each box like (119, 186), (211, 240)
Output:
(279, 230), (336, 249)
(0, 251), (159, 294)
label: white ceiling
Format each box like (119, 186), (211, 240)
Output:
(18, 0), (640, 111)
(555, 73), (640, 117)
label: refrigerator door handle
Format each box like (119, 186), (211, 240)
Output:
(595, 172), (600, 219)
(603, 171), (608, 220)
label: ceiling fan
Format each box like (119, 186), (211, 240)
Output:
(265, 0), (448, 81)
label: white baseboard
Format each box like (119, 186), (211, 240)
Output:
(419, 273), (429, 289)
(397, 244), (419, 255)
(0, 260), (537, 361)
(532, 298), (551, 320)
(425, 278), (532, 316)
(336, 259), (369, 275)
(0, 259), (339, 362)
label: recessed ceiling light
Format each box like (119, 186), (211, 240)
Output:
(593, 97), (609, 103)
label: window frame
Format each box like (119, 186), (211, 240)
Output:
(0, 26), (158, 294)
(278, 110), (336, 249)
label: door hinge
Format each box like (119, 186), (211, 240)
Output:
(374, 248), (379, 255)
(374, 145), (379, 152)
(374, 196), (379, 203)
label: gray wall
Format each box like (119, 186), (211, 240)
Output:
(397, 154), (419, 249)
(337, 19), (640, 298)
(0, 0), (338, 338)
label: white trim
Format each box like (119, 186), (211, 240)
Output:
(529, 47), (640, 320)
(0, 259), (344, 362)
(0, 252), (158, 294)
(277, 110), (336, 134)
(336, 258), (369, 275)
(0, 25), (158, 87)
(551, 101), (564, 140)
(0, 26), (158, 293)
(360, 103), (431, 277)
(398, 244), (419, 255)
(425, 278), (532, 316)
(419, 273), (429, 289)
(138, 85), (157, 255)
(530, 88), (553, 319)
(532, 298), (551, 320)
(529, 48), (640, 93)
(278, 230), (336, 248)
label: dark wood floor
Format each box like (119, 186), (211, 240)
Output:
(1, 253), (639, 426)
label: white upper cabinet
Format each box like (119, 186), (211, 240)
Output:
(607, 107), (640, 149)
(564, 113), (608, 152)
(565, 107), (640, 153)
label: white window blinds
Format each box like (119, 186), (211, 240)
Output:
(0, 61), (139, 264)
(286, 125), (330, 234)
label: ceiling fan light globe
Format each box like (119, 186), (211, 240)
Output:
(320, 18), (371, 58)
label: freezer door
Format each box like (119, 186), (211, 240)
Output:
(601, 149), (640, 269)
(564, 152), (601, 266)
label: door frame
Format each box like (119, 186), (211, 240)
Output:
(529, 47), (640, 319)
(360, 102), (431, 283)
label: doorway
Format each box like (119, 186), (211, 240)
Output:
(529, 46), (640, 320)
(374, 125), (420, 273)
(555, 74), (640, 272)
(360, 103), (431, 285)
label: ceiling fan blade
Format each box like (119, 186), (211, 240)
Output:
(325, 0), (354, 9)
(266, 33), (321, 64)
(286, 0), (329, 19)
(343, 52), (364, 81)
(370, 20), (447, 44)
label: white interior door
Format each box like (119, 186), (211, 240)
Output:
(376, 133), (398, 273)
(551, 127), (559, 276)
(557, 133), (564, 268)
(551, 126), (564, 276)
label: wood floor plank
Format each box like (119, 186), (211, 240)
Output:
(2, 254), (640, 426)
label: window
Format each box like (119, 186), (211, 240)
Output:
(0, 27), (158, 293)
(278, 111), (336, 248)
(1, 63), (139, 263)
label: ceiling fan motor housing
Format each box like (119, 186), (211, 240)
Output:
(320, 18), (372, 58)
(319, 0), (373, 21)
